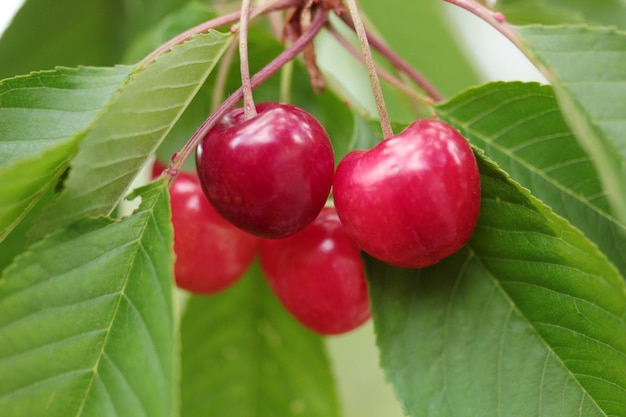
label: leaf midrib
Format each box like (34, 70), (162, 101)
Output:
(73, 208), (159, 417)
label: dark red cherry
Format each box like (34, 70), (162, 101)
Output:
(195, 102), (335, 239)
(260, 206), (370, 335)
(333, 119), (480, 268)
(160, 165), (260, 294)
(152, 159), (166, 178)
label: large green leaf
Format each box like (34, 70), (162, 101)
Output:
(369, 154), (626, 417)
(33, 30), (233, 240)
(497, 0), (626, 29)
(0, 66), (134, 242)
(0, 180), (177, 417)
(180, 263), (340, 417)
(435, 81), (626, 276)
(518, 25), (626, 224)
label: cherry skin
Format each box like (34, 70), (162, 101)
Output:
(196, 102), (335, 239)
(333, 119), (480, 268)
(260, 206), (370, 335)
(156, 163), (260, 294)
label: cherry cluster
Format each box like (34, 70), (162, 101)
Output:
(157, 101), (480, 336)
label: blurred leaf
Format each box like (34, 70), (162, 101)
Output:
(0, 0), (196, 78)
(359, 0), (481, 97)
(435, 81), (626, 276)
(0, 180), (177, 417)
(33, 30), (233, 240)
(519, 25), (626, 224)
(497, 0), (626, 29)
(0, 0), (125, 78)
(0, 66), (134, 242)
(369, 154), (626, 417)
(122, 2), (217, 64)
(180, 263), (340, 417)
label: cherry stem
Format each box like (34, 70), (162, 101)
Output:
(166, 8), (329, 187)
(239, 0), (257, 119)
(337, 13), (445, 102)
(140, 0), (302, 66)
(441, 0), (522, 50)
(342, 0), (393, 139)
(325, 23), (427, 107)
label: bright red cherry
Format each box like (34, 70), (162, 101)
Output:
(260, 206), (370, 335)
(196, 102), (335, 239)
(159, 165), (260, 294)
(333, 119), (480, 268)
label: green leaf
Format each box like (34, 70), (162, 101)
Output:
(0, 65), (134, 242)
(0, 0), (197, 78)
(435, 81), (626, 276)
(180, 263), (340, 417)
(0, 180), (177, 417)
(0, 0), (125, 78)
(121, 2), (217, 64)
(518, 25), (626, 224)
(33, 30), (233, 240)
(369, 154), (626, 417)
(497, 0), (626, 29)
(359, 0), (481, 97)
(0, 186), (55, 274)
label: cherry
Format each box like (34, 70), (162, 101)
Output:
(155, 163), (260, 294)
(260, 206), (370, 335)
(332, 119), (480, 268)
(195, 102), (335, 239)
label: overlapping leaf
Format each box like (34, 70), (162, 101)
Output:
(368, 154), (626, 417)
(180, 264), (340, 417)
(0, 180), (176, 417)
(33, 30), (233, 240)
(0, 65), (134, 242)
(518, 25), (626, 223)
(436, 81), (626, 276)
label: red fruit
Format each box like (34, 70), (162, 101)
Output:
(165, 168), (260, 294)
(260, 207), (370, 335)
(333, 119), (480, 268)
(152, 159), (166, 178)
(195, 102), (335, 239)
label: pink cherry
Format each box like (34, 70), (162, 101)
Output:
(333, 119), (480, 268)
(260, 207), (370, 335)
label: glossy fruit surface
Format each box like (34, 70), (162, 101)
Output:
(333, 119), (480, 268)
(163, 167), (260, 294)
(260, 207), (370, 335)
(196, 102), (335, 239)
